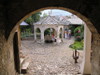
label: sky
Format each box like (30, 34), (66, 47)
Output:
(40, 9), (72, 17)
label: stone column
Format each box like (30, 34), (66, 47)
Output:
(34, 28), (37, 42)
(41, 30), (44, 43)
(61, 27), (64, 42)
(56, 28), (60, 43)
(81, 25), (91, 74)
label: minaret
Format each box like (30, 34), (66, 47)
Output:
(50, 9), (52, 16)
(48, 9), (52, 16)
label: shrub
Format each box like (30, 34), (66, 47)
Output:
(69, 45), (73, 48)
(74, 26), (80, 36)
(75, 37), (81, 41)
(69, 41), (83, 50)
(81, 39), (84, 45)
(77, 47), (83, 50)
(74, 25), (84, 41)
(69, 26), (76, 36)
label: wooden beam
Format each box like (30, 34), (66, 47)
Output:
(18, 26), (21, 46)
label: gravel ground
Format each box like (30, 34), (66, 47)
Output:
(20, 37), (83, 75)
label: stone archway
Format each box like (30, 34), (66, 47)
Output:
(44, 28), (55, 36)
(8, 7), (98, 42)
(44, 28), (55, 43)
(6, 6), (99, 75)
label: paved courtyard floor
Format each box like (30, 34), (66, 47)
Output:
(20, 37), (83, 75)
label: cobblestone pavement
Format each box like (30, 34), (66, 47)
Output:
(20, 37), (83, 75)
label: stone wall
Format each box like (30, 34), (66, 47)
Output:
(0, 0), (100, 75)
(0, 42), (16, 75)
(0, 3), (17, 75)
(91, 33), (100, 75)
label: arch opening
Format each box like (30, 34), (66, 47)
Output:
(8, 7), (97, 42)
(36, 28), (41, 40)
(8, 7), (93, 75)
(44, 28), (56, 43)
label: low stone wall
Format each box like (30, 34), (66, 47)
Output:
(21, 37), (41, 40)
(21, 37), (34, 40)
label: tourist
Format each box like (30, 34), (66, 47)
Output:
(65, 30), (67, 38)
(68, 30), (71, 39)
(52, 33), (55, 42)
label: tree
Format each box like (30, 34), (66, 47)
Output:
(25, 12), (41, 24)
(24, 12), (42, 33)
(66, 16), (71, 18)
(31, 12), (42, 22)
(24, 16), (33, 24)
(43, 12), (48, 18)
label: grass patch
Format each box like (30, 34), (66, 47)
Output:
(69, 41), (83, 50)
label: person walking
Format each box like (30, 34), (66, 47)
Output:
(68, 30), (71, 39)
(65, 30), (67, 38)
(52, 33), (55, 42)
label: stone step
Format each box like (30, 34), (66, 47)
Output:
(20, 58), (26, 69)
(20, 56), (28, 68)
(21, 58), (30, 74)
(20, 58), (24, 64)
(21, 61), (30, 74)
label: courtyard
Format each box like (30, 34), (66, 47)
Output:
(20, 37), (83, 75)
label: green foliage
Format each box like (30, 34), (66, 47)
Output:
(80, 31), (84, 39)
(69, 41), (83, 50)
(21, 26), (26, 32)
(24, 16), (33, 24)
(26, 28), (31, 33)
(24, 12), (41, 33)
(69, 26), (76, 35)
(21, 25), (30, 32)
(24, 12), (42, 24)
(31, 12), (42, 22)
(21, 12), (41, 37)
(43, 12), (48, 18)
(44, 28), (50, 36)
(81, 39), (84, 45)
(21, 28), (33, 37)
(69, 25), (84, 50)
(80, 25), (84, 32)
(74, 26), (80, 37)
(36, 28), (41, 33)
(74, 25), (84, 41)
(66, 16), (71, 18)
